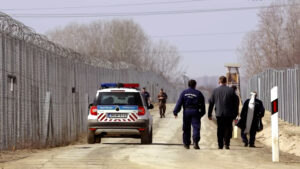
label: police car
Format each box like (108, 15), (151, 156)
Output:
(88, 83), (153, 144)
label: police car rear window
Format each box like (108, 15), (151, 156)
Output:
(96, 92), (143, 106)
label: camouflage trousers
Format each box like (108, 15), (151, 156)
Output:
(159, 103), (166, 118)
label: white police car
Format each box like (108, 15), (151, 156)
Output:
(88, 83), (153, 144)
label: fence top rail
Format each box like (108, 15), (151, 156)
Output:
(250, 65), (299, 81)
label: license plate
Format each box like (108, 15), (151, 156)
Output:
(107, 113), (128, 118)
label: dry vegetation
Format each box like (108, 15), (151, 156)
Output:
(47, 19), (184, 82)
(239, 1), (300, 78)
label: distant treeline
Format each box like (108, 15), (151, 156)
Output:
(47, 19), (184, 82)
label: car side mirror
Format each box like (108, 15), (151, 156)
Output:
(148, 104), (154, 109)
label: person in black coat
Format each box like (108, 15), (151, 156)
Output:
(208, 76), (238, 149)
(231, 85), (240, 119)
(239, 92), (265, 147)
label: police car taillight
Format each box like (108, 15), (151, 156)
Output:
(90, 106), (97, 116)
(138, 106), (145, 116)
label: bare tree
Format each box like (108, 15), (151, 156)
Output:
(47, 19), (184, 80)
(239, 1), (300, 78)
(147, 40), (182, 80)
(284, 3), (300, 65)
(238, 31), (265, 79)
(48, 19), (149, 69)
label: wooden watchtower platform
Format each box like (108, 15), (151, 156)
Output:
(225, 63), (241, 99)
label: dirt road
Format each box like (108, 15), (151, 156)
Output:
(1, 104), (300, 169)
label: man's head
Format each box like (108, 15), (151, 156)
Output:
(142, 87), (146, 92)
(219, 76), (227, 85)
(188, 79), (197, 89)
(231, 85), (237, 91)
(160, 88), (164, 93)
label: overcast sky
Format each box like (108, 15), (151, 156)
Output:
(0, 0), (275, 78)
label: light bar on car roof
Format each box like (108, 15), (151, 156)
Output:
(100, 83), (139, 89)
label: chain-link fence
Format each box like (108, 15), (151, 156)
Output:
(245, 65), (300, 126)
(0, 13), (181, 151)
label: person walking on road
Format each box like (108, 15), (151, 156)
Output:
(208, 76), (238, 149)
(239, 92), (265, 147)
(173, 79), (206, 150)
(141, 87), (151, 107)
(231, 85), (240, 118)
(158, 88), (168, 118)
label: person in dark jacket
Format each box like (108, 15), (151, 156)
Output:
(231, 86), (240, 118)
(239, 92), (265, 147)
(173, 79), (206, 150)
(208, 76), (238, 149)
(141, 87), (151, 107)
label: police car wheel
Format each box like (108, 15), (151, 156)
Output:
(141, 128), (152, 144)
(149, 128), (153, 144)
(95, 135), (101, 143)
(87, 130), (95, 144)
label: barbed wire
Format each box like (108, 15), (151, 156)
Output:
(0, 11), (144, 71)
(0, 11), (89, 64)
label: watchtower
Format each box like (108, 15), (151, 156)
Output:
(225, 63), (241, 98)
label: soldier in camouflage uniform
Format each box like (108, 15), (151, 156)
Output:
(158, 88), (168, 118)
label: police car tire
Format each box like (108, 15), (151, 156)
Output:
(95, 135), (101, 143)
(141, 128), (152, 144)
(88, 130), (95, 144)
(149, 128), (153, 144)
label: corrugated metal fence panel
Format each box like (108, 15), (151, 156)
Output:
(297, 65), (300, 126)
(0, 32), (181, 151)
(0, 33), (4, 150)
(246, 65), (300, 126)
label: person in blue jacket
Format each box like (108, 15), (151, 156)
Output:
(173, 79), (206, 149)
(141, 87), (151, 107)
